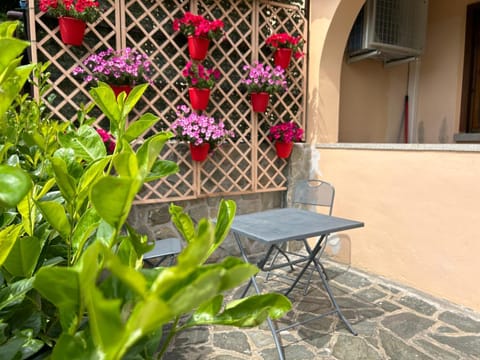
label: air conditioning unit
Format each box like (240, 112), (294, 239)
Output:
(347, 0), (429, 64)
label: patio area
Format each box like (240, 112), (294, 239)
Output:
(163, 262), (480, 359)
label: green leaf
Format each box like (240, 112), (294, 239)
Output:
(206, 257), (258, 292)
(0, 329), (44, 360)
(122, 329), (163, 360)
(167, 267), (223, 315)
(105, 251), (147, 297)
(3, 236), (42, 278)
(94, 220), (116, 248)
(122, 83), (149, 117)
(53, 147), (84, 179)
(0, 40), (34, 120)
(209, 199), (236, 258)
(57, 125), (106, 162)
(122, 297), (172, 354)
(0, 38), (30, 67)
(189, 294), (292, 327)
(89, 83), (121, 131)
(36, 177), (56, 200)
(0, 143), (13, 163)
(52, 332), (97, 360)
(0, 165), (32, 208)
(90, 176), (139, 228)
(76, 157), (110, 212)
(51, 157), (77, 203)
(136, 132), (173, 178)
(0, 278), (35, 312)
(124, 113), (159, 142)
(113, 144), (138, 178)
(0, 21), (21, 38)
(191, 294), (224, 323)
(36, 201), (71, 240)
(120, 223), (152, 260)
(84, 287), (125, 356)
(145, 160), (178, 182)
(0, 224), (22, 267)
(34, 267), (81, 333)
(71, 208), (101, 264)
(16, 189), (34, 236)
(169, 204), (196, 244)
(175, 218), (214, 268)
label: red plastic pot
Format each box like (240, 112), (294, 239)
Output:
(109, 84), (132, 98)
(274, 48), (293, 70)
(189, 88), (211, 111)
(189, 142), (210, 162)
(58, 17), (86, 46)
(274, 141), (294, 159)
(187, 36), (210, 61)
(250, 92), (270, 113)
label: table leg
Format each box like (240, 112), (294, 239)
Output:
(284, 236), (358, 336)
(234, 233), (286, 360)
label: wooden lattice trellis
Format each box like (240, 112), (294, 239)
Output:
(28, 0), (307, 204)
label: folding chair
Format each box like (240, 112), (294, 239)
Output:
(143, 237), (182, 267)
(264, 179), (335, 293)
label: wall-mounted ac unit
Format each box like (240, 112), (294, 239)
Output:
(347, 0), (429, 65)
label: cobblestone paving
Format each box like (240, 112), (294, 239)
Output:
(163, 263), (480, 359)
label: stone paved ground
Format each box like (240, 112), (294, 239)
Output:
(163, 263), (480, 360)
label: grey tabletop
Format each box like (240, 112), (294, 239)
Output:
(230, 208), (364, 244)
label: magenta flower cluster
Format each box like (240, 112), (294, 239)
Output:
(240, 62), (287, 95)
(96, 128), (116, 154)
(265, 33), (305, 59)
(268, 121), (304, 143)
(73, 48), (153, 86)
(171, 105), (235, 147)
(173, 12), (224, 40)
(182, 61), (220, 89)
(39, 0), (100, 23)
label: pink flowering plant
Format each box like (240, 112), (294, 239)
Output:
(268, 121), (304, 143)
(182, 61), (220, 89)
(241, 62), (288, 95)
(73, 47), (153, 86)
(265, 33), (305, 59)
(171, 105), (235, 147)
(96, 128), (115, 154)
(39, 0), (101, 23)
(173, 12), (224, 40)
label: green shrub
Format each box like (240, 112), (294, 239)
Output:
(0, 21), (291, 359)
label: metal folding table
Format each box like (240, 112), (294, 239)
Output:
(229, 208), (364, 360)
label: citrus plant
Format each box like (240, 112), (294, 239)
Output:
(0, 21), (291, 359)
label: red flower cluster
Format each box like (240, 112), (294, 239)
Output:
(96, 128), (116, 154)
(268, 121), (304, 143)
(173, 12), (224, 40)
(182, 61), (220, 89)
(265, 33), (305, 59)
(39, 0), (100, 23)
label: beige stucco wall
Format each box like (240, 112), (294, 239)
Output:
(307, 0), (480, 312)
(308, 0), (365, 143)
(316, 146), (480, 312)
(338, 0), (476, 144)
(339, 60), (409, 142)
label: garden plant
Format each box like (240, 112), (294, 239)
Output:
(0, 21), (291, 359)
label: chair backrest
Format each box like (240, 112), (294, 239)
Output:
(292, 179), (335, 215)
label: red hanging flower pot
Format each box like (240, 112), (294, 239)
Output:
(250, 92), (270, 112)
(58, 17), (86, 46)
(189, 88), (211, 111)
(187, 36), (210, 61)
(109, 84), (132, 98)
(275, 141), (294, 159)
(274, 48), (293, 69)
(189, 142), (210, 162)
